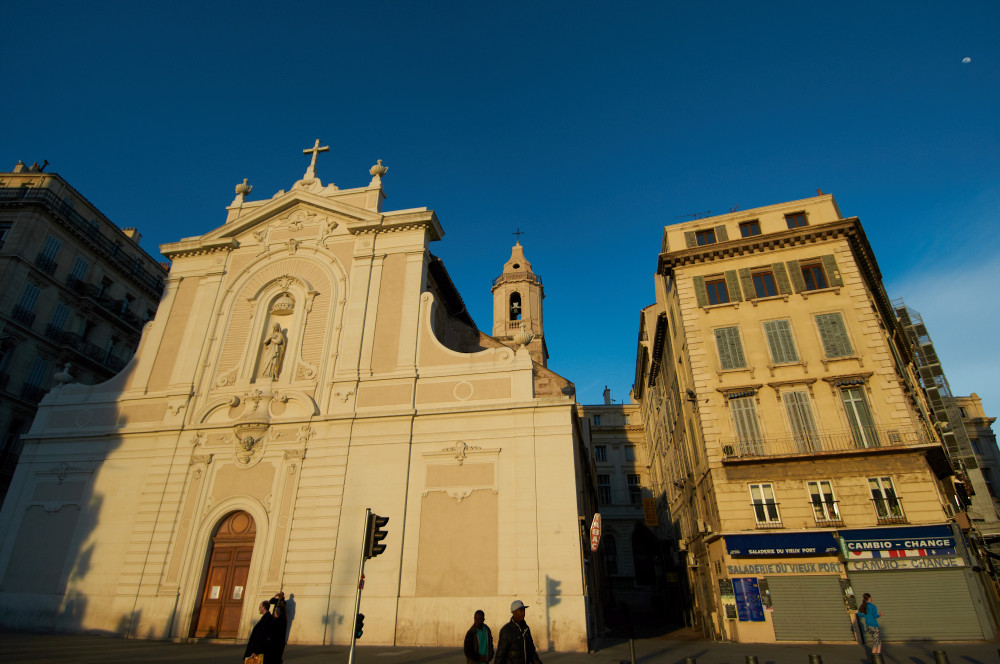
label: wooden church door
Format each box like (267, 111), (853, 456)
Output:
(194, 511), (257, 638)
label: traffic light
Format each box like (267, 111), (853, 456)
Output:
(354, 613), (365, 639)
(365, 513), (389, 559)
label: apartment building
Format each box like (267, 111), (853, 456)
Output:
(0, 161), (167, 505)
(634, 194), (994, 643)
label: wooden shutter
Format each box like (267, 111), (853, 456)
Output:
(738, 268), (755, 299)
(821, 254), (843, 287)
(715, 225), (729, 242)
(763, 320), (798, 363)
(684, 231), (696, 248)
(772, 263), (792, 294)
(815, 312), (853, 357)
(785, 260), (805, 292)
(784, 390), (819, 451)
(714, 326), (746, 370)
(730, 397), (762, 449)
(18, 283), (41, 311)
(693, 276), (708, 307)
(724, 270), (742, 301)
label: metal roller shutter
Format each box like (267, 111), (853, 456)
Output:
(767, 575), (855, 641)
(849, 569), (984, 641)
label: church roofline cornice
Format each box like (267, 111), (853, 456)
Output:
(160, 238), (238, 259)
(656, 218), (860, 276)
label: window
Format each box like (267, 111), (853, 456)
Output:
(801, 262), (828, 290)
(749, 483), (780, 525)
(784, 390), (819, 451)
(785, 212), (807, 228)
(714, 326), (746, 370)
(50, 303), (71, 331)
(815, 313), (853, 358)
(763, 320), (798, 364)
(120, 294), (131, 315)
(0, 223), (10, 249)
(604, 534), (618, 575)
(623, 414), (631, 425)
(509, 292), (522, 321)
(959, 407), (968, 418)
(706, 278), (730, 305)
(842, 386), (879, 448)
(869, 476), (904, 521)
(597, 474), (612, 505)
(695, 229), (716, 246)
(739, 220), (761, 237)
(26, 357), (49, 388)
(16, 283), (41, 312)
(807, 480), (840, 522)
(625, 446), (636, 462)
(730, 396), (763, 455)
(594, 445), (607, 462)
(752, 270), (778, 298)
(97, 277), (112, 298)
(984, 470), (997, 499)
(40, 235), (62, 261)
(971, 438), (982, 455)
(70, 257), (90, 281)
(592, 415), (602, 426)
(627, 474), (642, 504)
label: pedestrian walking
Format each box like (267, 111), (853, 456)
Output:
(494, 600), (542, 664)
(268, 591), (288, 663)
(857, 592), (882, 657)
(464, 609), (495, 663)
(243, 600), (273, 664)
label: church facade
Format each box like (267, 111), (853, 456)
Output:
(0, 145), (592, 651)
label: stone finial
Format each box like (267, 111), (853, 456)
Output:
(369, 159), (388, 186)
(514, 329), (534, 348)
(232, 178), (253, 207)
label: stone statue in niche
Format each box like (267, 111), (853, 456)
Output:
(260, 323), (287, 380)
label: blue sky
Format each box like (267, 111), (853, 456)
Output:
(3, 2), (998, 416)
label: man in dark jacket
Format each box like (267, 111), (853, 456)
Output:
(268, 591), (288, 663)
(243, 601), (273, 661)
(494, 600), (542, 664)
(464, 609), (495, 663)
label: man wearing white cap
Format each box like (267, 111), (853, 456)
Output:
(494, 599), (542, 664)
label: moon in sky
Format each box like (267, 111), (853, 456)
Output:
(962, 57), (972, 63)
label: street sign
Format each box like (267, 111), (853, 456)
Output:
(642, 497), (658, 526)
(590, 513), (602, 552)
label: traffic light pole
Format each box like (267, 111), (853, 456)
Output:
(347, 508), (370, 664)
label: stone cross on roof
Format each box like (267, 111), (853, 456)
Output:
(302, 139), (329, 181)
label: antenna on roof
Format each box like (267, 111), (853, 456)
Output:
(729, 205), (740, 213)
(673, 211), (712, 220)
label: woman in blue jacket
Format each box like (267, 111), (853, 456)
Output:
(858, 592), (882, 655)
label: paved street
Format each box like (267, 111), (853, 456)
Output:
(1, 632), (998, 664)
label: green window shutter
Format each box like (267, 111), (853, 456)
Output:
(784, 390), (819, 451)
(693, 276), (708, 307)
(763, 319), (798, 364)
(715, 225), (729, 242)
(821, 254), (843, 287)
(786, 260), (805, 293)
(714, 326), (746, 370)
(685, 231), (697, 248)
(724, 270), (742, 302)
(730, 397), (762, 449)
(738, 268), (755, 299)
(815, 312), (854, 357)
(773, 263), (792, 294)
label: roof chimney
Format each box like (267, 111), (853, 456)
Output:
(603, 386), (611, 405)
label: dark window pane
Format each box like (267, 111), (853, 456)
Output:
(706, 279), (729, 305)
(785, 213), (807, 228)
(753, 272), (778, 298)
(740, 221), (761, 237)
(801, 265), (827, 290)
(696, 230), (716, 246)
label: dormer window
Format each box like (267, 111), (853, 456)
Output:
(509, 292), (522, 320)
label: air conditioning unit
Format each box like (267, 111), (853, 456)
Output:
(677, 537), (688, 551)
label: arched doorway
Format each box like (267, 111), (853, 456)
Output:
(193, 510), (257, 638)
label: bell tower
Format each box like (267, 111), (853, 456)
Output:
(491, 240), (548, 366)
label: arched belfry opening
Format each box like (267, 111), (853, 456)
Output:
(192, 511), (257, 638)
(509, 292), (522, 321)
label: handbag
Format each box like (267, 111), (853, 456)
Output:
(244, 655), (264, 664)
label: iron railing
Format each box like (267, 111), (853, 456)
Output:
(20, 383), (47, 403)
(873, 497), (907, 524)
(753, 501), (782, 529)
(10, 305), (36, 327)
(809, 499), (843, 526)
(721, 424), (930, 460)
(34, 253), (58, 275)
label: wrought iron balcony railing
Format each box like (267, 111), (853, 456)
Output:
(721, 425), (931, 460)
(20, 383), (47, 403)
(10, 305), (36, 327)
(34, 253), (58, 275)
(753, 500), (782, 529)
(873, 497), (907, 524)
(809, 499), (843, 526)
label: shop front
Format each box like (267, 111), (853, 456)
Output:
(717, 531), (856, 643)
(842, 524), (994, 641)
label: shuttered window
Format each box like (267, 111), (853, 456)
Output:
(50, 303), (71, 331)
(764, 320), (798, 364)
(785, 390), (819, 451)
(843, 387), (879, 448)
(26, 357), (49, 388)
(731, 396), (763, 454)
(815, 313), (853, 357)
(714, 327), (746, 370)
(41, 236), (62, 261)
(17, 283), (41, 312)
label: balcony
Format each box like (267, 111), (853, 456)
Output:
(20, 383), (47, 404)
(809, 499), (844, 526)
(34, 253), (58, 276)
(10, 305), (36, 327)
(492, 270), (542, 287)
(753, 501), (783, 529)
(873, 497), (907, 524)
(721, 425), (932, 462)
